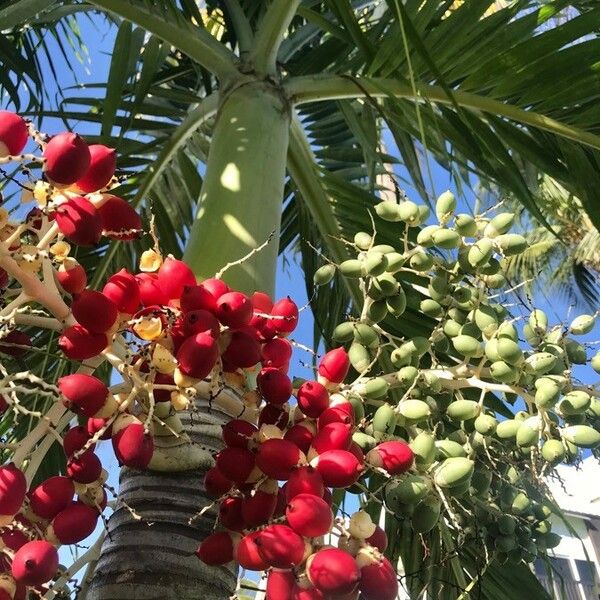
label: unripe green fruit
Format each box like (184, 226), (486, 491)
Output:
(418, 205), (430, 224)
(352, 323), (379, 348)
(429, 275), (451, 300)
(467, 238), (494, 268)
(497, 321), (518, 341)
(410, 432), (436, 467)
(452, 286), (472, 304)
(390, 345), (412, 368)
(375, 201), (402, 222)
(417, 225), (441, 248)
(516, 424), (538, 448)
(398, 201), (420, 224)
(446, 400), (480, 421)
(386, 292), (407, 317)
(371, 244), (395, 254)
(511, 492), (532, 515)
(432, 228), (461, 249)
(364, 252), (388, 276)
(481, 272), (506, 289)
(528, 308), (547, 334)
(474, 414), (497, 435)
(534, 380), (561, 408)
(485, 338), (501, 362)
(349, 342), (371, 372)
(484, 212), (515, 238)
(435, 440), (467, 459)
(541, 439), (565, 464)
(372, 403), (398, 439)
(389, 475), (431, 505)
(451, 335), (482, 358)
(421, 298), (443, 318)
(354, 231), (373, 250)
(366, 299), (387, 323)
(411, 497), (441, 533)
(562, 425), (600, 448)
(470, 469), (492, 497)
(435, 190), (457, 223)
(314, 264), (336, 286)
(558, 391), (591, 415)
(490, 360), (519, 383)
(565, 338), (587, 364)
(543, 532), (562, 550)
(352, 432), (377, 452)
(410, 250), (434, 271)
(434, 457), (474, 488)
(587, 398), (600, 418)
(497, 338), (523, 365)
(455, 214), (477, 236)
(333, 322), (355, 343)
(372, 273), (399, 297)
(347, 393), (365, 422)
(443, 319), (462, 338)
(398, 399), (431, 423)
(397, 366), (419, 387)
(405, 337), (430, 356)
(384, 252), (406, 273)
(569, 314), (595, 335)
(525, 352), (557, 375)
(591, 351), (600, 374)
(545, 327), (564, 345)
(472, 305), (499, 337)
(496, 233), (527, 256)
(523, 323), (543, 347)
(339, 259), (364, 278)
(498, 515), (517, 536)
(363, 377), (389, 400)
(534, 520), (551, 536)
(496, 419), (521, 439)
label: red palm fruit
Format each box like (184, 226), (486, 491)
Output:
(135, 273), (168, 306)
(255, 524), (306, 568)
(222, 329), (261, 369)
(0, 330), (31, 357)
(176, 331), (219, 379)
(366, 526), (388, 553)
(249, 291), (273, 331)
(0, 111), (28, 156)
(311, 422), (352, 455)
(310, 450), (363, 488)
(258, 404), (289, 429)
(87, 417), (113, 440)
(67, 450), (102, 484)
(215, 447), (255, 484)
(1, 527), (28, 551)
(0, 464), (26, 516)
(51, 502), (98, 544)
(150, 373), (174, 403)
(56, 259), (87, 294)
(102, 269), (140, 314)
(318, 348), (350, 384)
(0, 267), (8, 289)
(199, 278), (230, 302)
(216, 291), (253, 328)
(348, 442), (365, 463)
(195, 531), (239, 566)
(358, 555), (398, 600)
(63, 426), (93, 456)
(317, 405), (353, 429)
(236, 531), (268, 571)
(54, 196), (102, 246)
(297, 381), (329, 418)
(307, 549), (360, 595)
(204, 467), (232, 498)
(285, 466), (324, 501)
(0, 395), (7, 414)
(44, 132), (90, 184)
(97, 195), (142, 241)
(366, 441), (414, 475)
(266, 569), (296, 600)
(293, 585), (325, 600)
(265, 297), (299, 336)
(219, 496), (245, 532)
(222, 419), (258, 449)
(72, 290), (118, 333)
(284, 422), (315, 455)
(11, 540), (59, 586)
(261, 337), (293, 369)
(256, 438), (304, 481)
(74, 144), (116, 193)
(112, 422), (154, 469)
(286, 494), (333, 538)
(58, 373), (108, 417)
(157, 257), (196, 300)
(180, 285), (216, 314)
(322, 487), (333, 506)
(257, 367), (292, 405)
(241, 479), (278, 527)
(273, 485), (287, 517)
(29, 476), (74, 519)
(58, 324), (107, 360)
(182, 309), (220, 337)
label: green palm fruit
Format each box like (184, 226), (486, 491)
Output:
(496, 233), (527, 256)
(339, 259), (364, 278)
(485, 338), (501, 362)
(372, 403), (398, 440)
(543, 532), (562, 550)
(349, 342), (371, 372)
(354, 231), (373, 250)
(490, 360), (519, 383)
(565, 339), (587, 364)
(375, 201), (402, 222)
(511, 492), (532, 515)
(482, 273), (507, 288)
(525, 352), (557, 375)
(410, 432), (436, 467)
(417, 225), (441, 248)
(452, 286), (473, 304)
(411, 497), (441, 533)
(421, 298), (443, 318)
(410, 250), (434, 271)
(559, 391), (591, 415)
(497, 338), (523, 365)
(435, 190), (457, 223)
(569, 314), (595, 335)
(363, 377), (389, 399)
(496, 419), (521, 439)
(418, 205), (431, 224)
(467, 238), (494, 268)
(534, 520), (551, 536)
(333, 322), (354, 342)
(390, 475), (431, 505)
(386, 291), (407, 317)
(352, 323), (379, 348)
(534, 379), (561, 408)
(541, 439), (566, 464)
(432, 228), (461, 249)
(591, 351), (600, 373)
(587, 397), (600, 418)
(484, 212), (515, 238)
(497, 321), (519, 340)
(364, 252), (388, 276)
(443, 319), (462, 338)
(451, 335), (482, 358)
(435, 440), (467, 459)
(446, 479), (471, 497)
(314, 264), (336, 286)
(474, 414), (497, 435)
(562, 425), (600, 449)
(446, 400), (480, 421)
(472, 305), (499, 336)
(479, 256), (501, 275)
(397, 366), (419, 387)
(385, 252), (406, 273)
(429, 275), (451, 300)
(516, 424), (538, 448)
(399, 400), (431, 423)
(366, 299), (387, 323)
(398, 200), (420, 224)
(523, 323), (543, 347)
(371, 244), (396, 254)
(448, 309), (469, 325)
(372, 273), (399, 296)
(434, 457), (474, 488)
(455, 214), (478, 237)
(352, 432), (377, 452)
(348, 394), (365, 422)
(545, 327), (564, 344)
(470, 469), (492, 497)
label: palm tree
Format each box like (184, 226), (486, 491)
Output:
(2, 1), (600, 598)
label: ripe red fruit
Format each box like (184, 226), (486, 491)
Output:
(112, 422), (154, 469)
(58, 373), (108, 418)
(66, 450), (102, 483)
(366, 526), (388, 553)
(56, 259), (87, 295)
(135, 273), (168, 306)
(250, 291), (274, 331)
(58, 324), (107, 360)
(236, 531), (268, 571)
(310, 450), (362, 488)
(257, 367), (292, 405)
(97, 195), (142, 241)
(293, 585), (325, 600)
(199, 278), (230, 301)
(180, 285), (216, 314)
(318, 348), (350, 384)
(256, 438), (304, 480)
(261, 337), (293, 369)
(0, 463), (26, 516)
(54, 196), (102, 246)
(71, 290), (118, 334)
(176, 331), (219, 379)
(286, 494), (333, 537)
(285, 466), (324, 501)
(317, 405), (354, 429)
(242, 480), (278, 527)
(157, 257), (196, 300)
(74, 144), (116, 193)
(258, 404), (289, 429)
(51, 501), (98, 544)
(222, 419), (258, 449)
(218, 496), (245, 532)
(266, 297), (299, 335)
(266, 569), (296, 600)
(366, 441), (414, 475)
(44, 132), (90, 185)
(11, 540), (59, 586)
(359, 556), (398, 600)
(29, 476), (74, 519)
(215, 447), (255, 484)
(87, 417), (113, 440)
(222, 329), (261, 369)
(284, 422), (315, 455)
(181, 310), (220, 338)
(311, 422), (352, 455)
(0, 111), (28, 156)
(255, 524), (306, 568)
(0, 330), (31, 357)
(307, 548), (360, 595)
(297, 381), (329, 418)
(204, 467), (232, 498)
(1, 527), (28, 551)
(102, 269), (140, 314)
(216, 292), (253, 328)
(63, 426), (93, 456)
(195, 531), (238, 566)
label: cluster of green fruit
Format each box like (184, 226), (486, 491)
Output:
(313, 191), (599, 565)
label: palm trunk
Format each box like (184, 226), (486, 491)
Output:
(86, 80), (291, 599)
